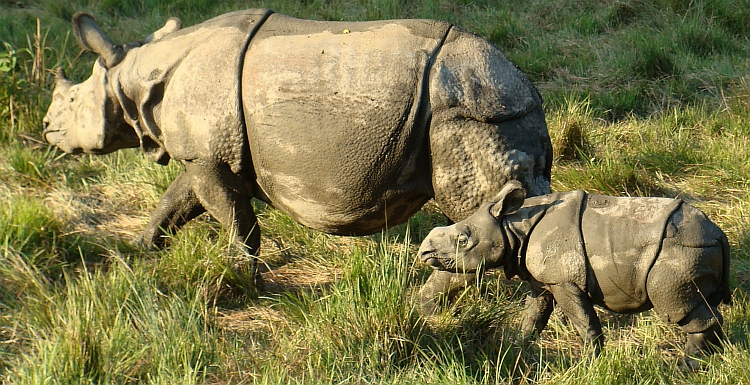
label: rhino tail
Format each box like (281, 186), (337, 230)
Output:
(719, 233), (732, 306)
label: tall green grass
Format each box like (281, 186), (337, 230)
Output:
(2, 250), (219, 384)
(1, 0), (749, 383)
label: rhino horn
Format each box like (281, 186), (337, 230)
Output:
(143, 17), (182, 43)
(72, 12), (125, 68)
(489, 180), (526, 218)
(54, 67), (73, 88)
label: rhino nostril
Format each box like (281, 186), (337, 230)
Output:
(41, 121), (53, 143)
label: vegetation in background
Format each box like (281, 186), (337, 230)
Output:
(1, 0), (749, 383)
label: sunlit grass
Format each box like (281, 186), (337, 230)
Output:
(1, 0), (749, 383)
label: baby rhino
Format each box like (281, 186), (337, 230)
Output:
(418, 181), (731, 359)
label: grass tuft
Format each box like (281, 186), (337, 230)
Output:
(549, 95), (593, 162)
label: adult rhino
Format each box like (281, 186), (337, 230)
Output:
(43, 9), (552, 300)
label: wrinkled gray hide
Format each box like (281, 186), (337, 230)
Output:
(42, 10), (552, 296)
(418, 181), (731, 359)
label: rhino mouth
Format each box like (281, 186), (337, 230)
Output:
(421, 255), (443, 270)
(42, 127), (56, 142)
(43, 131), (84, 154)
(42, 130), (70, 151)
(419, 252), (456, 272)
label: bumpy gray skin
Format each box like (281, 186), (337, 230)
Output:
(42, 10), (552, 296)
(418, 181), (732, 359)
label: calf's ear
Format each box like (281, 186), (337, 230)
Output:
(489, 180), (526, 218)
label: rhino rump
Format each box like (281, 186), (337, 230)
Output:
(582, 198), (729, 319)
(645, 203), (731, 327)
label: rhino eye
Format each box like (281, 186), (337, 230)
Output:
(69, 97), (75, 103)
(457, 234), (469, 247)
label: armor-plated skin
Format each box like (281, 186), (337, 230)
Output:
(418, 181), (731, 360)
(42, 10), (552, 296)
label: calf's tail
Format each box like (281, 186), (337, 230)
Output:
(719, 233), (732, 306)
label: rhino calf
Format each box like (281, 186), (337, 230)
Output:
(418, 181), (731, 359)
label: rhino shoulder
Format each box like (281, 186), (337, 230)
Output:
(522, 191), (588, 287)
(114, 10), (273, 169)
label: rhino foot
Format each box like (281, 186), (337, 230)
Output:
(685, 323), (725, 356)
(418, 270), (476, 315)
(675, 323), (724, 371)
(136, 229), (168, 251)
(678, 356), (703, 372)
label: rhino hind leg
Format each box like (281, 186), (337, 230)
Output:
(679, 320), (725, 371)
(675, 286), (725, 357)
(646, 239), (727, 359)
(184, 162), (262, 292)
(683, 315), (725, 356)
(140, 171), (207, 249)
(429, 116), (551, 222)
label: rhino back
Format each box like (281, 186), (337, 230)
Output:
(241, 14), (449, 235)
(581, 195), (682, 312)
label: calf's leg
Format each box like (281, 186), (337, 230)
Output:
(520, 286), (555, 340)
(647, 240), (726, 357)
(685, 322), (725, 356)
(419, 270), (476, 315)
(548, 282), (604, 354)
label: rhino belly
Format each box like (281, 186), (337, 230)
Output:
(241, 16), (445, 235)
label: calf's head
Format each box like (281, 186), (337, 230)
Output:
(43, 13), (180, 154)
(417, 181), (526, 273)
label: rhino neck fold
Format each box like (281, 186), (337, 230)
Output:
(109, 9), (276, 168)
(235, 9), (274, 176)
(112, 73), (170, 164)
(500, 204), (548, 280)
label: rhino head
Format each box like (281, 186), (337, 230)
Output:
(417, 181), (526, 273)
(43, 13), (181, 154)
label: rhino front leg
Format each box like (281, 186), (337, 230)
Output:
(547, 282), (604, 355)
(419, 270), (476, 315)
(520, 286), (555, 340)
(140, 171), (206, 249)
(184, 161), (261, 292)
(425, 115), (551, 314)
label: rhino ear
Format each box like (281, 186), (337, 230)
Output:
(489, 180), (526, 218)
(143, 17), (182, 43)
(73, 12), (125, 67)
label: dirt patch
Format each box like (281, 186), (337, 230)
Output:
(217, 307), (288, 334)
(261, 261), (342, 294)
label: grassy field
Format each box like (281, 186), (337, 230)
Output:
(1, 0), (749, 383)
